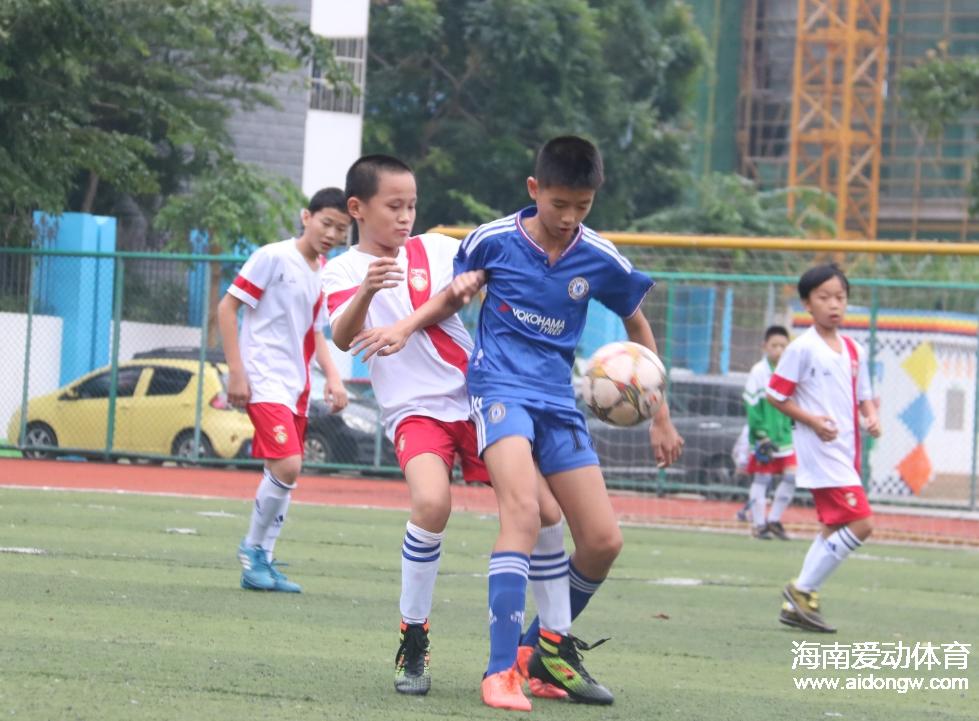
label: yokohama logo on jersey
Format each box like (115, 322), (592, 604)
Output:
(501, 303), (566, 336)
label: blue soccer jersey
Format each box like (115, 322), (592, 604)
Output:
(455, 206), (654, 406)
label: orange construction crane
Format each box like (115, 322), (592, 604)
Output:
(787, 0), (890, 240)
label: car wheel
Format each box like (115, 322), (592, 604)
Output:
(171, 430), (215, 464)
(303, 431), (333, 467)
(703, 454), (737, 498)
(23, 422), (58, 459)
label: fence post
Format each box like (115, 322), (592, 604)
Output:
(863, 285), (880, 488)
(970, 298), (979, 511)
(372, 407), (384, 469)
(657, 282), (676, 495)
(18, 254), (37, 448)
(105, 256), (125, 459)
(191, 257), (212, 463)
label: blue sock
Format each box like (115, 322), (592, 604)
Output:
(486, 552), (529, 676)
(521, 559), (604, 647)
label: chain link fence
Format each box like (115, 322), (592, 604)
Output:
(2, 239), (977, 513)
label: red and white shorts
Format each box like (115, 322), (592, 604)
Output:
(811, 485), (873, 526)
(746, 453), (797, 475)
(247, 402), (307, 459)
(394, 415), (490, 484)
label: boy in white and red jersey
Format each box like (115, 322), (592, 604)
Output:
(218, 188), (350, 594)
(325, 155), (569, 699)
(766, 264), (881, 633)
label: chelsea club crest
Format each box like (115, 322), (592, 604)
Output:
(568, 276), (589, 300)
(488, 403), (506, 423)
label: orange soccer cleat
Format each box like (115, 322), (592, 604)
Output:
(481, 667), (532, 711)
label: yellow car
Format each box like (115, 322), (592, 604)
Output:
(7, 358), (253, 460)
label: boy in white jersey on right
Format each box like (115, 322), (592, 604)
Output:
(766, 264), (881, 633)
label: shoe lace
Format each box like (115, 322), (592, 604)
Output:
(396, 625), (428, 669)
(268, 560), (288, 580)
(558, 635), (610, 682)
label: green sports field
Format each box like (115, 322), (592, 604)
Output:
(0, 489), (975, 721)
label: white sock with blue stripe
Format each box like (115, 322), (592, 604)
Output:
(400, 521), (444, 624)
(795, 527), (861, 592)
(529, 521), (570, 635)
(245, 468), (294, 549)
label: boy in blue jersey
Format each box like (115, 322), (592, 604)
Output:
(353, 136), (684, 711)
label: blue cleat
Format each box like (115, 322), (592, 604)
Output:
(268, 560), (302, 593)
(237, 540), (275, 590)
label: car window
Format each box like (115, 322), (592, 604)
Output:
(668, 383), (695, 415)
(670, 381), (744, 417)
(147, 367), (193, 396)
(722, 385), (745, 417)
(75, 367), (142, 399)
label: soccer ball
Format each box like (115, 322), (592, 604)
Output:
(581, 341), (667, 427)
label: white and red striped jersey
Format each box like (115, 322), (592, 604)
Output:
(322, 233), (473, 440)
(227, 238), (325, 416)
(766, 326), (873, 489)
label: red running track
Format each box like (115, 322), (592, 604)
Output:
(1, 459), (976, 546)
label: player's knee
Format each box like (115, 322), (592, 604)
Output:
(268, 456), (302, 485)
(538, 494), (562, 527)
(411, 493), (451, 532)
(854, 517), (873, 541)
(501, 497), (541, 537)
(601, 527), (624, 561)
(582, 526), (623, 567)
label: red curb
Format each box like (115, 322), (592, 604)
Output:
(1, 458), (976, 546)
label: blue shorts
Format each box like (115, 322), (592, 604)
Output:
(469, 395), (600, 476)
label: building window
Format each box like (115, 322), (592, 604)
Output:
(310, 37), (365, 115)
(945, 388), (965, 431)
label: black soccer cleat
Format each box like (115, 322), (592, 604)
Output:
(394, 621), (431, 695)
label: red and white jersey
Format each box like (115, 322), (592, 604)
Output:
(227, 239), (325, 416)
(767, 326), (873, 489)
(322, 233), (473, 440)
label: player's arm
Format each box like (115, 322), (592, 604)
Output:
(622, 310), (684, 467)
(350, 270), (485, 360)
(331, 257), (404, 351)
(860, 399), (881, 438)
(315, 330), (348, 413)
(766, 394), (838, 442)
(767, 343), (837, 442)
(217, 293), (249, 407)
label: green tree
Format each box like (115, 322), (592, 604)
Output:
(0, 0), (342, 246)
(629, 172), (837, 276)
(154, 160), (305, 345)
(887, 52), (979, 295)
(632, 173), (836, 238)
(900, 52), (979, 215)
(364, 0), (706, 230)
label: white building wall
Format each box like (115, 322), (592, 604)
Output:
(0, 313), (63, 439)
(302, 111), (364, 194)
(311, 0), (368, 36)
(114, 322), (203, 362)
(302, 0), (369, 196)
